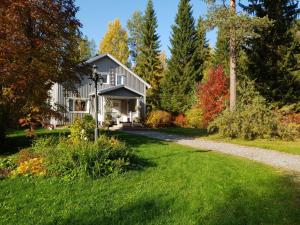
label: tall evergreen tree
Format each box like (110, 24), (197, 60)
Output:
(127, 11), (144, 66)
(194, 17), (210, 82)
(213, 28), (230, 75)
(136, 0), (162, 109)
(290, 19), (300, 81)
(242, 0), (300, 105)
(79, 35), (96, 61)
(160, 0), (199, 113)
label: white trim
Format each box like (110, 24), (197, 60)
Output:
(115, 74), (125, 86)
(85, 53), (151, 88)
(97, 85), (144, 97)
(103, 95), (139, 100)
(101, 72), (110, 85)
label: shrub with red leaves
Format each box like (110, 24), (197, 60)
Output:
(196, 66), (229, 126)
(174, 113), (186, 127)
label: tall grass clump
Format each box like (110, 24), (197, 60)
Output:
(32, 135), (134, 179)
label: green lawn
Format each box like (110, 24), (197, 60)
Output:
(1, 132), (300, 225)
(158, 127), (300, 155)
(1, 128), (70, 156)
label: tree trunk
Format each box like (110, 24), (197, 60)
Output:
(229, 0), (237, 111)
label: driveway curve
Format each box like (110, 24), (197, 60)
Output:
(125, 130), (300, 173)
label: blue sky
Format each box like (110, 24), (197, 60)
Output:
(76, 0), (215, 57)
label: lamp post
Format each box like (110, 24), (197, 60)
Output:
(90, 64), (104, 141)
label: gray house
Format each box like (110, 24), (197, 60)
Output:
(50, 53), (150, 126)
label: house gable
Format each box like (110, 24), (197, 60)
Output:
(85, 53), (151, 88)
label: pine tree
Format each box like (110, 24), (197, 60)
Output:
(160, 0), (199, 114)
(242, 0), (300, 105)
(135, 0), (162, 109)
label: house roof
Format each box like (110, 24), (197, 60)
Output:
(85, 53), (151, 88)
(98, 85), (143, 97)
(88, 85), (144, 97)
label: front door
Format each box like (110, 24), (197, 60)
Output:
(111, 100), (121, 122)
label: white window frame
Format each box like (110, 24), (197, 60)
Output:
(67, 97), (89, 113)
(115, 74), (125, 85)
(101, 73), (110, 85)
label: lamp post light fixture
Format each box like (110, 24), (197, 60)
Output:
(90, 64), (104, 141)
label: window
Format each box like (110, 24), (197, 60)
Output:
(101, 73), (109, 84)
(69, 99), (74, 111)
(116, 74), (125, 85)
(68, 98), (88, 112)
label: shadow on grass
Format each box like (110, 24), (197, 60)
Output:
(106, 130), (168, 149)
(43, 174), (300, 225)
(48, 195), (175, 225)
(158, 127), (209, 138)
(129, 154), (157, 171)
(196, 174), (300, 225)
(0, 130), (70, 156)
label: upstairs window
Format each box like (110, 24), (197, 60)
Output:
(101, 73), (109, 84)
(116, 74), (125, 85)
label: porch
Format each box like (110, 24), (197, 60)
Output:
(98, 96), (141, 125)
(89, 85), (145, 125)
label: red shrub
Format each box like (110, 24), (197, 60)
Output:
(174, 114), (186, 127)
(196, 66), (229, 126)
(280, 113), (300, 124)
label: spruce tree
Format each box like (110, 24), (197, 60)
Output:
(160, 0), (199, 114)
(242, 0), (300, 105)
(127, 11), (144, 66)
(213, 28), (230, 75)
(194, 17), (210, 82)
(135, 0), (162, 109)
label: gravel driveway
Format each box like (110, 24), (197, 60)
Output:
(125, 130), (300, 173)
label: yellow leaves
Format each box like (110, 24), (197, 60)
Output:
(99, 19), (129, 65)
(15, 157), (46, 176)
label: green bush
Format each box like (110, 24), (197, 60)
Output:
(186, 108), (204, 128)
(146, 110), (172, 128)
(208, 79), (296, 140)
(82, 114), (95, 129)
(32, 135), (134, 179)
(69, 116), (96, 143)
(277, 123), (299, 141)
(0, 158), (17, 179)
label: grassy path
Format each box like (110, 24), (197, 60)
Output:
(1, 132), (300, 225)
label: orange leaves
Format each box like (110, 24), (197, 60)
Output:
(13, 149), (46, 176)
(16, 158), (46, 176)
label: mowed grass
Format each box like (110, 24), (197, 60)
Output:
(1, 128), (70, 156)
(6, 127), (70, 138)
(158, 127), (300, 155)
(1, 132), (300, 225)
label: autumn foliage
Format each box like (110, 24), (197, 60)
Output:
(99, 19), (129, 64)
(174, 114), (186, 127)
(0, 0), (83, 135)
(196, 66), (229, 126)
